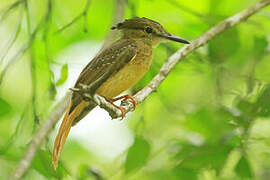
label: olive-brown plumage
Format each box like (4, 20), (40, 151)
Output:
(52, 17), (189, 169)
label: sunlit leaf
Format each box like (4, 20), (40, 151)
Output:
(56, 64), (68, 86)
(235, 155), (253, 178)
(125, 136), (151, 173)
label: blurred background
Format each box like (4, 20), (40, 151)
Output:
(0, 0), (270, 179)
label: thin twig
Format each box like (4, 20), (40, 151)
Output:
(82, 0), (91, 32)
(43, 0), (56, 100)
(0, 105), (27, 154)
(0, 0), (24, 23)
(0, 6), (23, 68)
(167, 0), (208, 21)
(43, 0), (52, 61)
(0, 40), (32, 85)
(10, 0), (270, 179)
(54, 0), (91, 34)
(126, 0), (137, 17)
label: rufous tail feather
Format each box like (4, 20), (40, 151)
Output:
(52, 101), (88, 169)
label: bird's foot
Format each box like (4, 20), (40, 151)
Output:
(112, 95), (137, 109)
(110, 103), (127, 119)
(103, 95), (136, 119)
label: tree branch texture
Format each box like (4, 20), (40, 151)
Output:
(10, 0), (270, 179)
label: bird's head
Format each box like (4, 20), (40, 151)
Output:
(111, 17), (190, 46)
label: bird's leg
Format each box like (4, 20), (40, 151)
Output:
(101, 95), (136, 119)
(101, 96), (127, 119)
(110, 103), (127, 119)
(111, 95), (137, 109)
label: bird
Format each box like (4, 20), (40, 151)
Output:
(52, 17), (189, 169)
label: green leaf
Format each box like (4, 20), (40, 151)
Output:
(78, 164), (91, 180)
(0, 98), (12, 116)
(208, 27), (240, 64)
(236, 99), (257, 120)
(125, 136), (151, 173)
(49, 71), (57, 99)
(254, 85), (270, 117)
(253, 36), (268, 58)
(235, 155), (253, 178)
(177, 144), (232, 172)
(172, 167), (198, 180)
(56, 64), (68, 86)
(184, 108), (234, 142)
(77, 164), (104, 180)
(148, 169), (179, 180)
(31, 150), (67, 178)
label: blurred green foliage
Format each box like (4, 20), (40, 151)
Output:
(0, 0), (270, 179)
(125, 136), (151, 173)
(56, 64), (68, 86)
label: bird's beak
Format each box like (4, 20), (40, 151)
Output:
(159, 34), (190, 44)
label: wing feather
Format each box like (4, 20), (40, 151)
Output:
(70, 39), (137, 113)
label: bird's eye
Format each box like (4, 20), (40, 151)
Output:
(145, 27), (153, 34)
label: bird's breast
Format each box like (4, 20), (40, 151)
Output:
(97, 44), (153, 98)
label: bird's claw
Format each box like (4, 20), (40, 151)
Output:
(105, 94), (136, 119)
(112, 95), (136, 110)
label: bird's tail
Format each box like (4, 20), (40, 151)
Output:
(52, 100), (88, 169)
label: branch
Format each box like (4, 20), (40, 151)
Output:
(10, 0), (270, 179)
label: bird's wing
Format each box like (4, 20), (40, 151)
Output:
(75, 39), (137, 89)
(70, 39), (137, 112)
